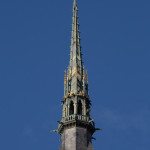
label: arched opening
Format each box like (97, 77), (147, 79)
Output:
(78, 100), (82, 115)
(69, 101), (74, 115)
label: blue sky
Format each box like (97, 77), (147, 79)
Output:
(0, 0), (150, 150)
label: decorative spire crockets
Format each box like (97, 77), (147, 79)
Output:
(56, 0), (98, 138)
(64, 0), (88, 97)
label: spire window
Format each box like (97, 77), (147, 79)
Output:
(69, 101), (74, 115)
(78, 100), (82, 115)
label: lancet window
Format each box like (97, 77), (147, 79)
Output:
(69, 101), (74, 115)
(78, 100), (82, 115)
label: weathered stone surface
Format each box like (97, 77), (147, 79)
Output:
(59, 127), (94, 150)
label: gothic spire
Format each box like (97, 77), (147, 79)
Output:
(56, 2), (98, 147)
(69, 0), (83, 93)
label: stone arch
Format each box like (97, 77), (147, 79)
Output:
(78, 100), (82, 115)
(69, 101), (74, 115)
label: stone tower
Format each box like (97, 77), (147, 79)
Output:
(52, 0), (101, 149)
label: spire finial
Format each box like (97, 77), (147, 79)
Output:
(67, 66), (69, 80)
(83, 66), (85, 80)
(73, 0), (77, 6)
(64, 70), (67, 85)
(86, 70), (88, 84)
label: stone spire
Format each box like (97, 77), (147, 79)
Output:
(51, 1), (102, 149)
(69, 0), (83, 94)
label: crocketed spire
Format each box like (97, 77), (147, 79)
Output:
(68, 0), (83, 93)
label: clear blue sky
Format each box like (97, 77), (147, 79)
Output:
(0, 0), (150, 150)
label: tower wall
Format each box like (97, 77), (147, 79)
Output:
(59, 127), (94, 150)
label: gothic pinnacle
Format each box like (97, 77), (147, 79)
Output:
(64, 70), (66, 85)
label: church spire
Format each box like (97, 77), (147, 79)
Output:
(54, 1), (101, 149)
(69, 0), (83, 94)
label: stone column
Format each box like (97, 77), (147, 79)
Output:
(62, 104), (65, 117)
(66, 104), (68, 117)
(67, 105), (70, 116)
(74, 103), (77, 115)
(84, 102), (86, 116)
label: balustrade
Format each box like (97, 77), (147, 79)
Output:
(62, 114), (90, 122)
